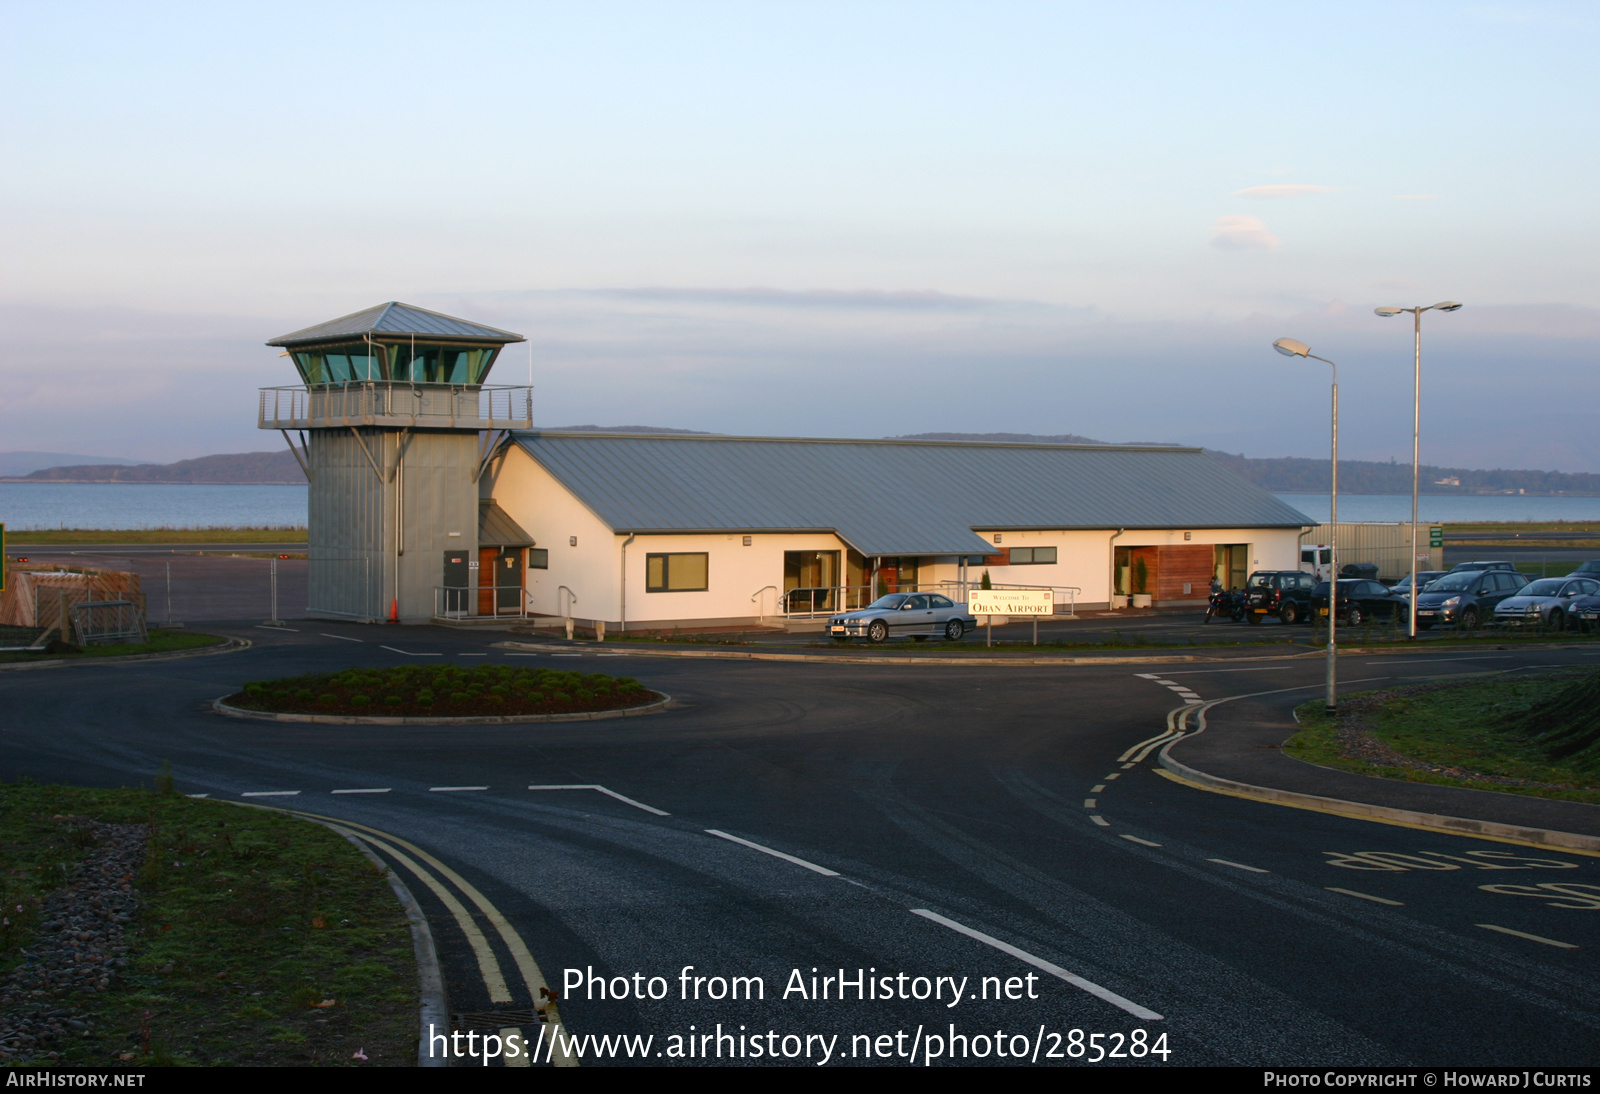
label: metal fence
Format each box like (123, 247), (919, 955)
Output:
(1303, 523), (1443, 581)
(70, 600), (147, 646)
(433, 585), (535, 620)
(259, 383), (533, 430)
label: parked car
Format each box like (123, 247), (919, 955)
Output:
(1310, 579), (1407, 626)
(1570, 589), (1600, 633)
(1413, 568), (1528, 629)
(828, 593), (976, 643)
(1243, 570), (1318, 624)
(1492, 576), (1600, 630)
(1338, 562), (1380, 581)
(1567, 560), (1600, 577)
(1447, 560), (1518, 574)
(1390, 570), (1448, 601)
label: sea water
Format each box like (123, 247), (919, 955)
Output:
(0, 483), (308, 531)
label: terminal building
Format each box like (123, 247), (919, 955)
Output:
(261, 303), (1315, 630)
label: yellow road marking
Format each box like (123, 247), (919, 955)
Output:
(501, 1027), (530, 1068)
(341, 829), (513, 1004)
(1153, 767), (1600, 858)
(301, 811), (578, 1067)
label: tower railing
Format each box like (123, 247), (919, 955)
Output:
(258, 383), (533, 430)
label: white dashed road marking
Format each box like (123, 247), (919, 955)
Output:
(1120, 835), (1162, 847)
(527, 784), (671, 816)
(331, 788), (391, 795)
(1091, 816), (1110, 827)
(241, 791), (300, 798)
(706, 829), (840, 876)
(910, 908), (1163, 1020)
(381, 646), (442, 656)
(1476, 924), (1578, 949)
(430, 786), (489, 792)
(1326, 887), (1403, 906)
(321, 633), (362, 642)
(1208, 858), (1269, 874)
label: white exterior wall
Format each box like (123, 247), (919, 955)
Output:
(483, 446), (617, 621)
(484, 446), (851, 627)
(487, 444), (1306, 623)
(619, 531), (848, 626)
(921, 527), (1305, 607)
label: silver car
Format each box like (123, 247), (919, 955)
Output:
(829, 593), (976, 643)
(1492, 576), (1600, 630)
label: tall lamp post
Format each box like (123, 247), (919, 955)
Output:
(1274, 337), (1340, 715)
(1375, 302), (1462, 639)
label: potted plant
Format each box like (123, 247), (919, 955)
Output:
(1131, 557), (1152, 609)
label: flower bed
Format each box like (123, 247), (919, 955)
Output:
(225, 664), (657, 718)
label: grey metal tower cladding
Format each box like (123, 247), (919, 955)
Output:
(260, 302), (530, 622)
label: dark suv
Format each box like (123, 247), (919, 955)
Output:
(1243, 570), (1318, 624)
(1414, 568), (1528, 629)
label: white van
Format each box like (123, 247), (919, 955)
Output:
(1300, 545), (1332, 580)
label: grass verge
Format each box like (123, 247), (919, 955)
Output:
(1285, 670), (1600, 806)
(0, 630), (227, 665)
(228, 663), (658, 718)
(7, 528), (307, 545)
(0, 781), (416, 1066)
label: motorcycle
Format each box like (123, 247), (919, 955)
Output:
(1204, 587), (1244, 624)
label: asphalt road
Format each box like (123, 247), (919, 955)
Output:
(3, 621), (1598, 1067)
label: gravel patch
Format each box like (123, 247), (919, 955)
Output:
(0, 818), (146, 1063)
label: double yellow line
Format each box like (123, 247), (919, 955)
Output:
(293, 808), (579, 1067)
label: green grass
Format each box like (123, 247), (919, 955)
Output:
(1285, 671), (1600, 806)
(0, 781), (416, 1066)
(0, 629), (227, 664)
(7, 528), (306, 545)
(230, 663), (656, 717)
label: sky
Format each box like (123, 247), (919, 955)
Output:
(2, 1), (1596, 470)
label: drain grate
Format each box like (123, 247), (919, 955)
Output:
(453, 1009), (544, 1031)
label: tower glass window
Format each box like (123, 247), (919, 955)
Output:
(289, 342), (501, 385)
(291, 344), (383, 384)
(387, 344), (500, 384)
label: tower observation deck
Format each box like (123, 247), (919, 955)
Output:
(261, 302), (530, 622)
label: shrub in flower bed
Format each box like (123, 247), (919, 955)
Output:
(227, 664), (657, 718)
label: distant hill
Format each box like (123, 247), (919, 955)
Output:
(10, 451), (304, 484)
(546, 424), (715, 434)
(9, 432), (1596, 496)
(892, 431), (1174, 446)
(1204, 452), (1600, 497)
(0, 451), (145, 477)
(888, 432), (1600, 496)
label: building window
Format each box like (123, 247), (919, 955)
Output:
(1008, 546), (1057, 565)
(646, 553), (708, 592)
(528, 548), (549, 570)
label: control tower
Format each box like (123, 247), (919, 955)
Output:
(260, 302), (530, 622)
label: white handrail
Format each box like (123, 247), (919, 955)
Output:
(749, 585), (778, 623)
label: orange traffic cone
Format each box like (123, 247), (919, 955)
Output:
(388, 598), (399, 624)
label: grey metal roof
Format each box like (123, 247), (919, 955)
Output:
(267, 302), (525, 347)
(479, 500), (535, 546)
(510, 433), (1314, 557)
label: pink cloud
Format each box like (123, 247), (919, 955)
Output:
(1210, 215), (1279, 251)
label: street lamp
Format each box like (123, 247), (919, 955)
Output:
(1274, 337), (1341, 715)
(1375, 301), (1462, 638)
